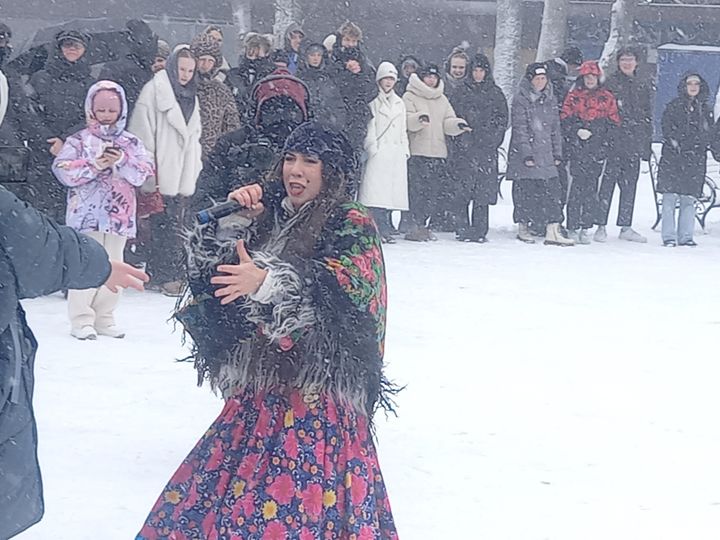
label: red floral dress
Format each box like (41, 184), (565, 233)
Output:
(137, 202), (398, 539)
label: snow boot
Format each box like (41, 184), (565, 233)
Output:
(516, 223), (536, 244)
(72, 326), (97, 341)
(619, 226), (647, 243)
(97, 325), (126, 339)
(593, 225), (607, 243)
(544, 223), (575, 246)
(405, 225), (431, 242)
(578, 228), (592, 245)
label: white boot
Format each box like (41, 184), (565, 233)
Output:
(578, 229), (592, 245)
(593, 225), (607, 243)
(544, 223), (575, 246)
(71, 325), (97, 341)
(97, 325), (126, 339)
(517, 223), (536, 244)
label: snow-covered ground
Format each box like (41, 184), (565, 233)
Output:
(17, 170), (720, 539)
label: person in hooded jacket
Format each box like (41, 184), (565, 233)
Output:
(560, 60), (620, 244)
(657, 73), (716, 247)
(130, 46), (202, 296)
(52, 80), (154, 340)
(27, 29), (95, 223)
(403, 64), (470, 241)
(193, 69), (310, 211)
(284, 22), (305, 75)
(190, 33), (241, 159)
(0, 186), (148, 540)
(508, 63), (573, 246)
(359, 61), (409, 243)
(203, 25), (231, 83)
(450, 54), (508, 243)
(297, 42), (347, 131)
(444, 48), (470, 101)
(329, 45), (376, 155)
(98, 20), (158, 117)
(596, 46), (653, 243)
(396, 55), (421, 97)
(225, 33), (275, 121)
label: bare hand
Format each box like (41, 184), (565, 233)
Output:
(228, 184), (265, 219)
(577, 128), (593, 141)
(346, 60), (361, 74)
(211, 240), (268, 304)
(95, 156), (113, 170)
(525, 159), (536, 168)
(104, 261), (149, 293)
(47, 137), (63, 157)
(103, 148), (123, 166)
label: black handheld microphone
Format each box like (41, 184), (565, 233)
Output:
(196, 200), (243, 224)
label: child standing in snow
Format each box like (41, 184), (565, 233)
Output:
(52, 80), (154, 340)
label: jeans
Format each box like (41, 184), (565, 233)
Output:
(661, 193), (695, 243)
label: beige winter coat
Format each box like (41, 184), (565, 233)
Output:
(129, 70), (203, 197)
(402, 73), (465, 159)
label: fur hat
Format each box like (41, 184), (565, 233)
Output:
(338, 21), (363, 41)
(190, 33), (221, 65)
(283, 122), (357, 175)
(243, 32), (273, 55)
(156, 39), (171, 60)
(525, 62), (548, 81)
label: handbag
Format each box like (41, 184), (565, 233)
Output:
(0, 146), (30, 184)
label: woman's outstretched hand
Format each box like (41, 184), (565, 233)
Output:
(212, 240), (268, 305)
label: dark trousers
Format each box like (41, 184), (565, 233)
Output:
(512, 178), (563, 226)
(408, 156), (447, 228)
(567, 157), (604, 230)
(147, 196), (188, 284)
(597, 154), (641, 227)
(457, 203), (489, 240)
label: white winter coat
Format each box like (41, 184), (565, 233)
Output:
(0, 70), (8, 128)
(359, 89), (410, 210)
(129, 70), (203, 197)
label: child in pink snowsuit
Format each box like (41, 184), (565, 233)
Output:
(53, 80), (154, 340)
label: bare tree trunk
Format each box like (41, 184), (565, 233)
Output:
(494, 0), (523, 100)
(599, 0), (634, 72)
(231, 0), (252, 36)
(535, 0), (569, 62)
(273, 0), (302, 49)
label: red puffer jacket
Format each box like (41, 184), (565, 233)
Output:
(561, 85), (620, 160)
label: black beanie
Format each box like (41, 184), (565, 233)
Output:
(419, 63), (441, 78)
(560, 46), (583, 67)
(283, 122), (357, 175)
(525, 62), (548, 81)
(56, 29), (90, 48)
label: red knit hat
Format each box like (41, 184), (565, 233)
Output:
(252, 70), (309, 125)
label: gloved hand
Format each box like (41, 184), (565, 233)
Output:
(577, 128), (592, 141)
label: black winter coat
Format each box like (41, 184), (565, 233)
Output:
(28, 55), (93, 139)
(657, 74), (715, 197)
(225, 57), (275, 120)
(98, 57), (154, 117)
(193, 125), (281, 212)
(606, 71), (653, 158)
(0, 187), (110, 539)
(296, 61), (347, 132)
(451, 77), (508, 205)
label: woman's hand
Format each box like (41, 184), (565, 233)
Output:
(228, 184), (265, 219)
(47, 137), (64, 157)
(211, 240), (268, 305)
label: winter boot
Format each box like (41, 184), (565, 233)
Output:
(72, 326), (98, 341)
(619, 226), (647, 243)
(578, 229), (592, 245)
(405, 225), (431, 242)
(593, 225), (608, 243)
(516, 223), (536, 244)
(97, 325), (126, 339)
(544, 223), (575, 246)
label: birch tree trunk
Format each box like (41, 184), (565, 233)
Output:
(599, 0), (634, 72)
(231, 0), (252, 36)
(535, 0), (569, 62)
(273, 0), (302, 49)
(494, 0), (523, 100)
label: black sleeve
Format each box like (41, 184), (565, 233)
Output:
(0, 187), (111, 299)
